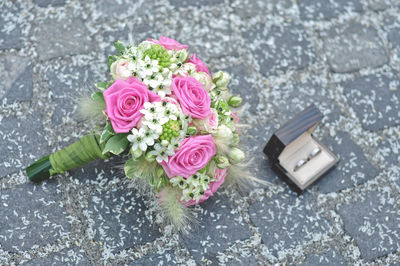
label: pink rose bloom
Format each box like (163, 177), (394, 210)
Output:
(103, 77), (160, 133)
(148, 36), (188, 50)
(185, 168), (228, 206)
(161, 135), (216, 178)
(172, 76), (211, 119)
(187, 54), (211, 75)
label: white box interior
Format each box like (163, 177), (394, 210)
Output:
(278, 129), (337, 190)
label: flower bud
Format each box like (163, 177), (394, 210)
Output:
(228, 95), (243, 108)
(131, 148), (143, 158)
(215, 125), (233, 140)
(228, 147), (245, 164)
(187, 126), (198, 135)
(176, 49), (189, 62)
(191, 71), (216, 91)
(212, 71), (230, 89)
(232, 133), (240, 145)
(215, 155), (230, 169)
(145, 151), (156, 162)
(161, 140), (169, 147)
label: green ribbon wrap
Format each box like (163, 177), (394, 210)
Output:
(26, 134), (109, 182)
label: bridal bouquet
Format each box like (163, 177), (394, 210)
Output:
(27, 36), (259, 229)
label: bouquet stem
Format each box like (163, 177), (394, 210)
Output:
(26, 134), (110, 182)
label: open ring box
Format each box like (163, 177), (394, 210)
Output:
(264, 104), (339, 194)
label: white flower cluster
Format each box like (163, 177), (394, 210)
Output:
(110, 41), (194, 98)
(170, 172), (215, 203)
(128, 100), (190, 163)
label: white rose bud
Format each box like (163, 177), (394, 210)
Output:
(215, 125), (233, 140)
(110, 59), (135, 80)
(228, 147), (245, 164)
(215, 155), (230, 169)
(191, 71), (216, 92)
(212, 71), (230, 90)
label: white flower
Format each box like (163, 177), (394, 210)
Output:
(191, 71), (215, 92)
(150, 143), (175, 163)
(138, 56), (159, 77)
(110, 59), (136, 80)
(142, 116), (168, 134)
(127, 127), (156, 152)
(140, 102), (161, 120)
(168, 137), (181, 151)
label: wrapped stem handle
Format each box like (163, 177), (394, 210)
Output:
(26, 134), (109, 182)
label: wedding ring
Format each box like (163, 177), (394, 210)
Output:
(294, 159), (307, 172)
(309, 147), (321, 159)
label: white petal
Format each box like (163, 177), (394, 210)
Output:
(139, 142), (147, 151)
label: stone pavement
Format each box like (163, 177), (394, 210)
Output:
(0, 0), (400, 265)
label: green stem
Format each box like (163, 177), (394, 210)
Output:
(26, 134), (110, 182)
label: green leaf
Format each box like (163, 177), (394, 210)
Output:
(124, 158), (138, 178)
(107, 55), (117, 69)
(114, 40), (126, 54)
(91, 91), (105, 106)
(100, 121), (115, 144)
(102, 133), (129, 155)
(95, 81), (109, 91)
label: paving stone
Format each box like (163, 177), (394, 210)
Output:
(244, 22), (314, 76)
(169, 0), (224, 8)
(34, 15), (94, 60)
(44, 63), (100, 125)
(232, 0), (294, 19)
(338, 190), (400, 260)
(316, 131), (379, 193)
(267, 76), (341, 123)
(0, 113), (51, 178)
(0, 180), (71, 252)
(384, 16), (400, 58)
(341, 71), (400, 130)
(298, 0), (363, 21)
(365, 0), (391, 11)
(225, 254), (260, 266)
(300, 249), (347, 265)
(177, 10), (237, 60)
(33, 0), (67, 7)
(249, 191), (332, 256)
(377, 136), (400, 167)
(322, 21), (388, 73)
(0, 2), (23, 50)
(0, 55), (33, 104)
(128, 249), (177, 266)
(85, 185), (161, 253)
(182, 194), (252, 262)
(24, 247), (90, 266)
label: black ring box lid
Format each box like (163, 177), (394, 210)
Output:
(263, 104), (339, 194)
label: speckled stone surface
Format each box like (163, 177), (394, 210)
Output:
(1, 0), (400, 265)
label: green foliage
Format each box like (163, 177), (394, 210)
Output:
(143, 44), (171, 67)
(114, 40), (126, 54)
(100, 121), (114, 144)
(107, 55), (118, 69)
(124, 157), (169, 190)
(91, 92), (105, 107)
(95, 81), (111, 91)
(102, 133), (129, 155)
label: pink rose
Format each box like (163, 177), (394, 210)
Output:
(161, 135), (216, 178)
(148, 36), (188, 50)
(104, 77), (161, 133)
(172, 76), (211, 119)
(187, 54), (210, 75)
(185, 168), (227, 206)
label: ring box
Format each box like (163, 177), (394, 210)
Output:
(264, 104), (339, 194)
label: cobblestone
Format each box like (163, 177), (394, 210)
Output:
(322, 21), (388, 73)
